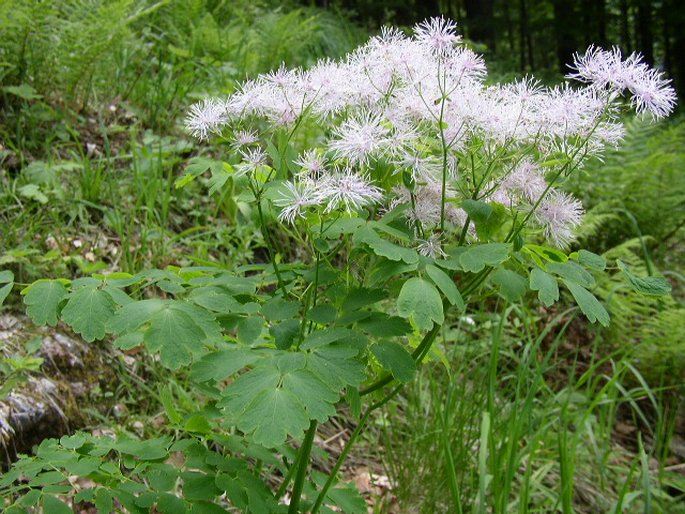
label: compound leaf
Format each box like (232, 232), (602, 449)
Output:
(107, 299), (166, 334)
(354, 226), (419, 264)
(548, 261), (595, 288)
(282, 368), (338, 422)
(306, 344), (366, 390)
(578, 250), (606, 271)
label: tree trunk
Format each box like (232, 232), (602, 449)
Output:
(668, 0), (685, 100)
(636, 0), (654, 64)
(620, 0), (632, 53)
(519, 0), (532, 71)
(597, 0), (607, 46)
(464, 0), (496, 51)
(553, 0), (578, 73)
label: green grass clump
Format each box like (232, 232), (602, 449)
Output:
(377, 307), (685, 513)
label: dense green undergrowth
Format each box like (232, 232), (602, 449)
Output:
(1, 2), (683, 513)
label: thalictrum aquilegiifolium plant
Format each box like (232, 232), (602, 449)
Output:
(0, 17), (676, 514)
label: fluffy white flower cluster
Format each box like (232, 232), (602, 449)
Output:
(567, 46), (677, 119)
(273, 169), (383, 224)
(185, 17), (676, 249)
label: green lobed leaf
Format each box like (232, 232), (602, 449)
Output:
(523, 244), (568, 266)
(459, 243), (511, 273)
(326, 483), (367, 514)
(397, 278), (444, 330)
(107, 299), (166, 334)
(42, 496), (72, 514)
(425, 264), (464, 309)
(261, 297), (300, 321)
(156, 493), (187, 514)
(188, 286), (243, 314)
(144, 306), (208, 369)
(281, 368), (339, 422)
(306, 344), (366, 390)
(115, 436), (171, 460)
(238, 388), (309, 448)
(219, 366), (281, 416)
(462, 200), (507, 240)
(367, 259), (418, 287)
(61, 286), (116, 342)
(237, 316), (264, 345)
(356, 312), (412, 337)
(147, 464), (179, 492)
(23, 280), (68, 326)
(342, 287), (386, 312)
(320, 217), (364, 239)
(182, 471), (221, 501)
(269, 319), (301, 350)
(301, 327), (367, 351)
(95, 487), (114, 512)
(0, 270), (13, 283)
(578, 249), (606, 271)
(305, 304), (337, 324)
(617, 260), (672, 297)
(492, 269), (527, 303)
(354, 225), (419, 264)
(371, 342), (416, 382)
(461, 199), (492, 224)
(530, 268), (559, 307)
(563, 280), (610, 327)
(0, 282), (12, 307)
(548, 261), (595, 288)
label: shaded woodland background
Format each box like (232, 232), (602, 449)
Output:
(309, 0), (685, 100)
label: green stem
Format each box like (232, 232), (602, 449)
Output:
(250, 181), (286, 295)
(310, 385), (404, 514)
(276, 452), (302, 499)
(310, 409), (371, 514)
(360, 323), (441, 396)
(288, 420), (318, 514)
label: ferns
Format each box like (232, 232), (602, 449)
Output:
(0, 0), (145, 107)
(0, 1), (362, 113)
(633, 309), (685, 385)
(569, 119), (685, 386)
(571, 118), (685, 251)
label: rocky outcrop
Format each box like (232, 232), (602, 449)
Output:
(0, 314), (115, 467)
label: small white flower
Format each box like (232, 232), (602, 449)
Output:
(295, 149), (328, 178)
(414, 16), (462, 55)
(501, 159), (548, 203)
(328, 112), (391, 166)
(567, 46), (677, 119)
(274, 180), (322, 224)
(185, 98), (228, 140)
(320, 169), (383, 213)
(534, 190), (584, 248)
(236, 147), (268, 176)
(417, 234), (446, 258)
(231, 129), (259, 151)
